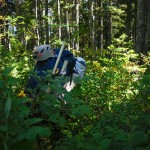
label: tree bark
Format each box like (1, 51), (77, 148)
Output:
(103, 0), (112, 50)
(89, 0), (94, 50)
(35, 0), (40, 45)
(57, 0), (61, 39)
(39, 0), (45, 44)
(145, 0), (150, 54)
(45, 0), (49, 44)
(136, 0), (146, 54)
(75, 0), (80, 51)
(64, 0), (70, 50)
(106, 0), (112, 47)
(125, 0), (132, 42)
(97, 0), (103, 52)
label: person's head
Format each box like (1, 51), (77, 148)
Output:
(33, 44), (55, 61)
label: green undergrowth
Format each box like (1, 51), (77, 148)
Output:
(0, 45), (150, 150)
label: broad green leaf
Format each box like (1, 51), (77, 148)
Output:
(49, 112), (60, 123)
(100, 139), (111, 150)
(24, 118), (43, 127)
(58, 116), (66, 127)
(8, 76), (20, 85)
(18, 97), (30, 104)
(0, 125), (7, 132)
(4, 94), (11, 120)
(0, 80), (4, 88)
(71, 104), (91, 116)
(18, 105), (30, 118)
(71, 84), (82, 96)
(92, 132), (102, 144)
(3, 67), (14, 76)
(129, 131), (149, 147)
(113, 129), (128, 141)
(26, 126), (51, 141)
(14, 132), (27, 142)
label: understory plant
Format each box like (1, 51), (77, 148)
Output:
(0, 44), (150, 149)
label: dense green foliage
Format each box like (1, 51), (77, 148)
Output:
(0, 41), (150, 149)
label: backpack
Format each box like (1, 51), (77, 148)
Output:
(63, 57), (86, 92)
(74, 57), (86, 78)
(53, 48), (76, 76)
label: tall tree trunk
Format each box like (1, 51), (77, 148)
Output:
(100, 0), (103, 51)
(89, 0), (94, 50)
(45, 0), (49, 44)
(106, 0), (112, 48)
(36, 0), (40, 45)
(103, 0), (112, 50)
(145, 0), (150, 54)
(75, 0), (80, 51)
(133, 0), (137, 47)
(136, 0), (146, 54)
(125, 0), (132, 42)
(37, 0), (43, 44)
(39, 0), (45, 44)
(97, 0), (103, 53)
(64, 0), (70, 50)
(57, 0), (61, 40)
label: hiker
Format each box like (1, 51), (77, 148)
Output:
(25, 44), (86, 97)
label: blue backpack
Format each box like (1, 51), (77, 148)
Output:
(25, 48), (76, 97)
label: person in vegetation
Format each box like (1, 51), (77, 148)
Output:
(25, 44), (86, 98)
